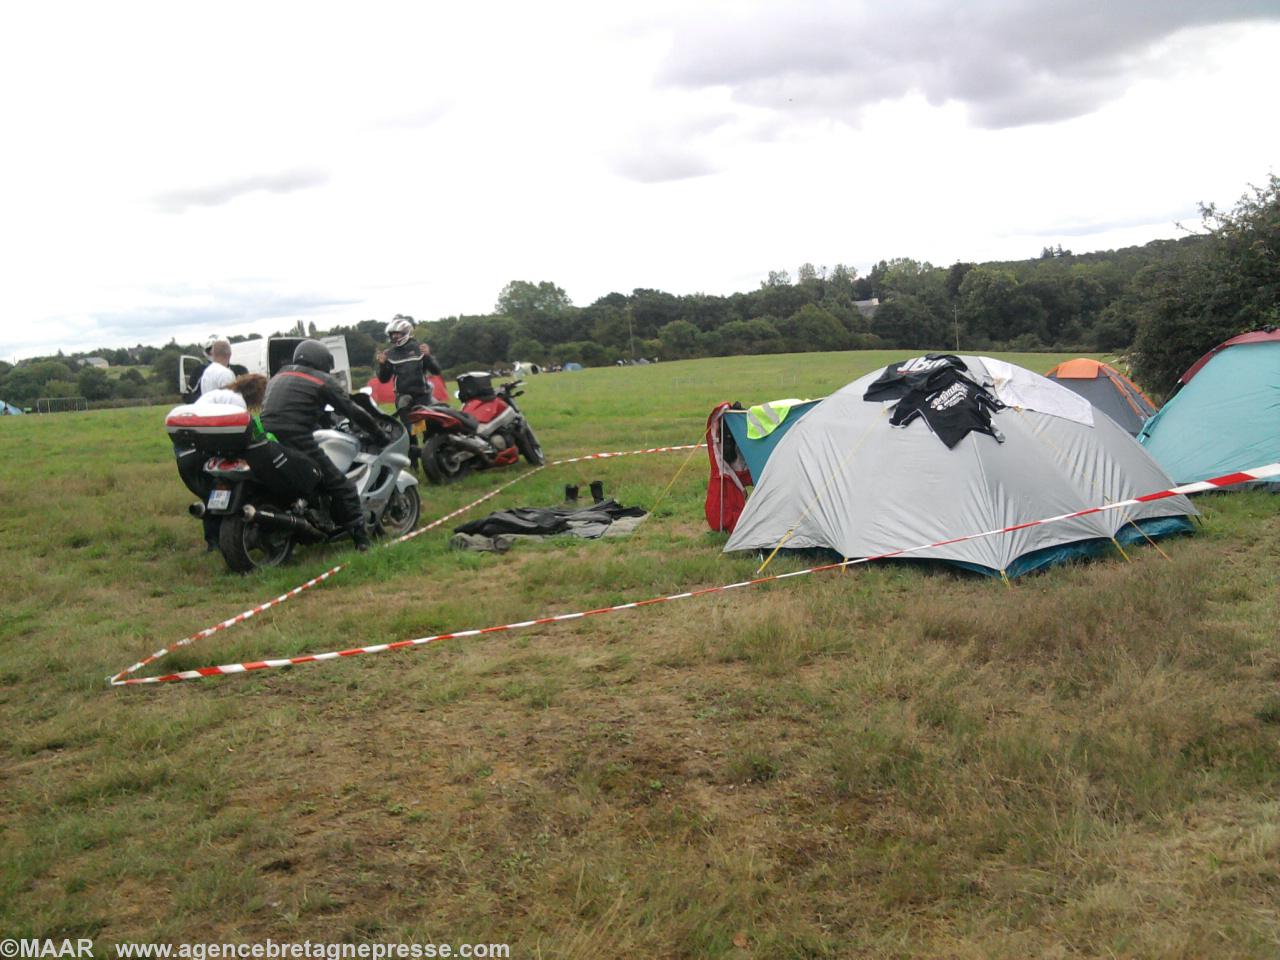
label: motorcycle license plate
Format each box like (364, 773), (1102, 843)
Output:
(207, 488), (231, 511)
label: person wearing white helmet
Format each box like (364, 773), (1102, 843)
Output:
(376, 316), (443, 469)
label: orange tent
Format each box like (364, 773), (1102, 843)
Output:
(1044, 359), (1155, 436)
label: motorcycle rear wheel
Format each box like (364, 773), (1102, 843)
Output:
(516, 423), (545, 466)
(379, 485), (421, 538)
(218, 515), (295, 573)
(422, 434), (473, 485)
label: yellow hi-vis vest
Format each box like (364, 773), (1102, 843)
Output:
(745, 398), (805, 439)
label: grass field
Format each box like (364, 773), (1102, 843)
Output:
(2, 350), (1278, 958)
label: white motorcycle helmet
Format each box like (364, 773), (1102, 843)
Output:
(202, 334), (222, 359)
(385, 317), (413, 347)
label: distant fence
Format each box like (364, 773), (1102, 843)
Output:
(36, 396), (88, 414)
(88, 394), (181, 411)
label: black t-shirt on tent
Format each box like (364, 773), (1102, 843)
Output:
(862, 354), (969, 402)
(888, 371), (1006, 448)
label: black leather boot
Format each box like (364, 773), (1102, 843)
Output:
(350, 522), (372, 552)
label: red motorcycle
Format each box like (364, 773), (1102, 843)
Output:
(405, 372), (544, 484)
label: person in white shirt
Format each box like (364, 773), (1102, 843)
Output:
(197, 340), (235, 396)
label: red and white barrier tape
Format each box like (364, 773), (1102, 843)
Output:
(109, 467), (544, 683)
(550, 443), (706, 465)
(108, 462), (1279, 685)
(109, 442), (699, 685)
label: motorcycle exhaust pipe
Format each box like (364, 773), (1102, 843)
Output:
(189, 502), (207, 518)
(453, 434), (492, 454)
(243, 504), (327, 543)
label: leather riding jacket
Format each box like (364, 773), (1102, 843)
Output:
(261, 364), (381, 442)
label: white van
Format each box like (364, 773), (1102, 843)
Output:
(180, 336), (353, 399)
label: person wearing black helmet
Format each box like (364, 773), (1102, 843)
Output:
(376, 316), (443, 470)
(260, 340), (381, 551)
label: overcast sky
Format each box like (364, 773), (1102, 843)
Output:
(2, 0), (1278, 361)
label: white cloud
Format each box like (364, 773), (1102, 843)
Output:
(152, 167), (331, 214)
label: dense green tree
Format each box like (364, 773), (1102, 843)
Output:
(681, 294), (738, 332)
(946, 262), (975, 300)
(1133, 176), (1280, 392)
(657, 320), (699, 359)
(1091, 301), (1138, 351)
(776, 304), (848, 352)
(151, 349), (183, 392)
(753, 279), (813, 321)
(43, 379), (78, 399)
(77, 365), (113, 400)
(508, 337), (546, 362)
(116, 367), (147, 399)
(586, 304), (632, 349)
(958, 267), (1046, 342)
(871, 294), (951, 348)
(496, 280), (579, 345)
(434, 316), (518, 367)
(629, 289), (683, 339)
(709, 318), (784, 355)
(852, 260), (890, 300)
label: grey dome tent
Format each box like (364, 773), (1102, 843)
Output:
(724, 356), (1195, 577)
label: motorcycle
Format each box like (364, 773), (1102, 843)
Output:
(405, 372), (544, 484)
(167, 393), (421, 573)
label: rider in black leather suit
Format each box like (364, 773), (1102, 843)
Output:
(260, 340), (381, 551)
(377, 317), (444, 471)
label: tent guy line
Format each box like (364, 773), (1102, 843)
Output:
(108, 461), (1280, 686)
(108, 441), (705, 685)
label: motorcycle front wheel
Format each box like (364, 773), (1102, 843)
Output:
(422, 434), (473, 485)
(218, 514), (295, 573)
(516, 423), (545, 466)
(379, 485), (421, 538)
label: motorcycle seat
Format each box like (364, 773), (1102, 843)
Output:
(405, 403), (478, 431)
(442, 408), (480, 432)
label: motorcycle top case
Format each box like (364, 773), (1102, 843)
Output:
(457, 372), (495, 402)
(165, 404), (251, 453)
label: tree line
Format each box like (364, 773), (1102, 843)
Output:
(3, 177), (1275, 408)
(415, 177), (1279, 394)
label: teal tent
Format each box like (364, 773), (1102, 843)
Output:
(1139, 329), (1280, 483)
(722, 399), (821, 480)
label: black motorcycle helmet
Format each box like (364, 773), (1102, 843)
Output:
(293, 339), (334, 373)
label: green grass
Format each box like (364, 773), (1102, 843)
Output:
(2, 350), (1279, 956)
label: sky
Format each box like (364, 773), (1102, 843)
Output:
(1, 0), (1278, 361)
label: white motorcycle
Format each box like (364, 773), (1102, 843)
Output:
(169, 393), (421, 572)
